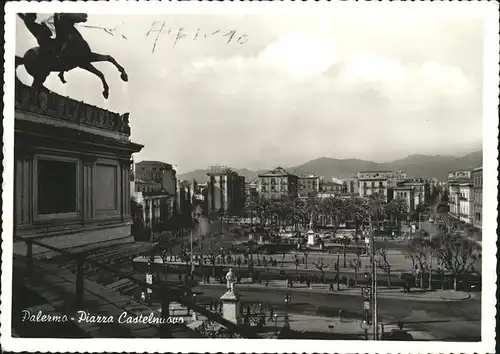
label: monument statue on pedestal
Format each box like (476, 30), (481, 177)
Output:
(225, 268), (236, 294)
(16, 13), (128, 99)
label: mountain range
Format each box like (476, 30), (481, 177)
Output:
(177, 150), (482, 183)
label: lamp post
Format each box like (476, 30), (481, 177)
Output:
(336, 252), (340, 290)
(360, 319), (369, 340)
(190, 228), (194, 277)
(273, 313), (278, 334)
(369, 213), (378, 340)
(428, 232), (433, 291)
(284, 294), (291, 316)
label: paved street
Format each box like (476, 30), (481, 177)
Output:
(191, 286), (481, 341)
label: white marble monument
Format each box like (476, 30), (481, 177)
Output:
(220, 268), (241, 324)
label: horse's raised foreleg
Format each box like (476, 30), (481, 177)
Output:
(58, 71), (67, 84)
(89, 52), (128, 82)
(79, 63), (109, 99)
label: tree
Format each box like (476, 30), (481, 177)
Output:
(431, 230), (481, 291)
(304, 197), (322, 230)
(347, 197), (370, 236)
(386, 198), (409, 237)
(348, 247), (363, 286)
(404, 236), (431, 289)
(321, 197), (346, 238)
(312, 258), (330, 284)
(375, 239), (393, 287)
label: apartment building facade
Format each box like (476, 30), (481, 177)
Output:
(357, 172), (389, 202)
(206, 166), (245, 215)
(298, 175), (321, 197)
(258, 167), (298, 199)
(471, 167), (482, 229)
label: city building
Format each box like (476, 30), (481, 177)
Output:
(471, 167), (483, 229)
(458, 181), (473, 224)
(448, 170), (472, 181)
(13, 78), (143, 254)
(393, 186), (415, 212)
(245, 182), (259, 204)
(398, 181), (430, 208)
(135, 161), (173, 183)
(298, 174), (320, 197)
(206, 166), (246, 216)
(344, 178), (359, 195)
(140, 191), (176, 233)
(448, 170), (473, 221)
(357, 170), (407, 188)
(320, 180), (343, 194)
(134, 179), (163, 194)
(134, 160), (178, 196)
(258, 167), (298, 200)
(357, 172), (389, 202)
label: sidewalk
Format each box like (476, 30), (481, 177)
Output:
(281, 314), (437, 340)
(196, 279), (472, 302)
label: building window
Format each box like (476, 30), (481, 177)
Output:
(37, 159), (77, 215)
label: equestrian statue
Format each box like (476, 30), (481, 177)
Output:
(15, 13), (128, 99)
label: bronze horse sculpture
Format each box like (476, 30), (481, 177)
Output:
(15, 13), (128, 99)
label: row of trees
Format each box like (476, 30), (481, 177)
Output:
(242, 194), (412, 236)
(404, 211), (481, 291)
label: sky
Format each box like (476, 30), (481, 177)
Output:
(15, 11), (485, 173)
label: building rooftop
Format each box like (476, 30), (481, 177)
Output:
(358, 170), (394, 173)
(136, 160), (173, 167)
(322, 181), (343, 186)
(358, 177), (388, 181)
(206, 165), (239, 176)
(258, 167), (297, 177)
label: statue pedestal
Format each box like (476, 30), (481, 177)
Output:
(220, 290), (241, 325)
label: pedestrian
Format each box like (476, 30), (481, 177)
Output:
(329, 282), (334, 291)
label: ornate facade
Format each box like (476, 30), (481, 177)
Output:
(14, 79), (143, 256)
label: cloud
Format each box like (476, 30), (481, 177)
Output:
(14, 14), (484, 173)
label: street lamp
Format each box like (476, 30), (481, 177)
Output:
(284, 294), (291, 315)
(360, 319), (369, 340)
(336, 251), (340, 290)
(273, 313), (278, 334)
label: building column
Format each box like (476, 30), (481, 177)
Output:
(81, 155), (97, 224)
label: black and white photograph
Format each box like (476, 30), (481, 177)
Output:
(1, 1), (498, 353)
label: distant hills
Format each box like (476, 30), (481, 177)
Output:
(177, 151), (482, 183)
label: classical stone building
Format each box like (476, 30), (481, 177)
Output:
(298, 174), (320, 197)
(357, 171), (389, 202)
(447, 170), (473, 221)
(14, 79), (143, 256)
(206, 166), (245, 216)
(258, 167), (298, 200)
(471, 167), (483, 229)
(393, 186), (415, 211)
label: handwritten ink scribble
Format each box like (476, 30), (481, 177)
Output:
(146, 21), (248, 53)
(41, 17), (128, 40)
(34, 18), (247, 53)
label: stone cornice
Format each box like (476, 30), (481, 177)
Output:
(15, 78), (131, 136)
